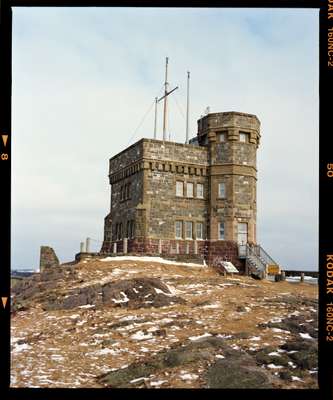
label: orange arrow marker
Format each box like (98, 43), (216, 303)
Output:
(1, 297), (8, 309)
(2, 135), (8, 147)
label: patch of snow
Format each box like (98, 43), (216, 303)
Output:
(90, 348), (119, 356)
(289, 311), (300, 316)
(100, 256), (206, 268)
(92, 333), (109, 338)
(268, 352), (281, 357)
(267, 364), (283, 369)
(215, 354), (225, 359)
(69, 314), (80, 319)
(78, 304), (95, 309)
(154, 288), (170, 295)
(217, 334), (233, 339)
(159, 318), (174, 324)
(299, 333), (314, 340)
(119, 315), (139, 322)
(201, 304), (220, 309)
(271, 328), (290, 334)
(249, 336), (261, 341)
(130, 331), (154, 341)
(150, 380), (167, 386)
(269, 317), (282, 323)
(180, 373), (199, 380)
(181, 283), (205, 289)
(12, 343), (32, 353)
(112, 292), (130, 304)
(292, 376), (303, 381)
(189, 333), (212, 341)
(130, 377), (148, 384)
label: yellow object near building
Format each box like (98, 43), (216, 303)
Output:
(267, 264), (280, 275)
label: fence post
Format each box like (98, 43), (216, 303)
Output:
(86, 237), (91, 253)
(158, 239), (162, 254)
(186, 242), (190, 254)
(113, 242), (117, 254)
(194, 240), (198, 255)
(281, 270), (286, 281)
(300, 272), (304, 283)
(80, 242), (85, 253)
(123, 238), (128, 254)
(176, 242), (179, 254)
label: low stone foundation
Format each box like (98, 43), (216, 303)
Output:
(100, 238), (245, 274)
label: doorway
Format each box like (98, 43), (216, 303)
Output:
(237, 222), (248, 245)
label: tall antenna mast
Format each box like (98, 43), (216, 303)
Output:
(154, 97), (158, 139)
(163, 57), (169, 141)
(186, 71), (190, 144)
(157, 58), (178, 141)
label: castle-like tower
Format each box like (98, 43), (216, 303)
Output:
(197, 112), (260, 245)
(101, 111), (261, 273)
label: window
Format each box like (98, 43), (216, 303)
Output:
(187, 182), (194, 198)
(176, 181), (184, 197)
(185, 221), (193, 239)
(239, 132), (250, 143)
(197, 183), (204, 198)
(130, 220), (135, 238)
(175, 221), (183, 239)
(218, 182), (226, 198)
(218, 131), (227, 142)
(196, 222), (203, 240)
(218, 222), (225, 240)
(116, 223), (123, 240)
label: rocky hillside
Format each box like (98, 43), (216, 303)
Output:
(11, 256), (318, 389)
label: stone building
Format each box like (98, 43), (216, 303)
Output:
(100, 111), (262, 273)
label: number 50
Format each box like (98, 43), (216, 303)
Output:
(327, 164), (333, 178)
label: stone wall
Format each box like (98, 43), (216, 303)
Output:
(109, 139), (143, 175)
(143, 139), (208, 165)
(100, 238), (244, 273)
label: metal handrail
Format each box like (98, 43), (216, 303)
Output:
(253, 244), (278, 266)
(246, 244), (266, 272)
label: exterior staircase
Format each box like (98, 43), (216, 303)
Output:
(238, 244), (280, 279)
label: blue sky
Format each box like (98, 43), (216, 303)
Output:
(11, 7), (319, 270)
